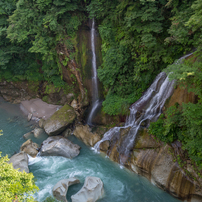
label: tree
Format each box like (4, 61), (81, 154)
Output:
(0, 152), (38, 202)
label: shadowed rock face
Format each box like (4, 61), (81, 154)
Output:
(73, 125), (101, 147)
(129, 130), (202, 202)
(44, 104), (76, 136)
(9, 152), (29, 173)
(20, 139), (39, 157)
(52, 178), (80, 202)
(71, 177), (104, 202)
(20, 98), (62, 120)
(40, 136), (80, 159)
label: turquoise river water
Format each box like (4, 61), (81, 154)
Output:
(0, 97), (180, 202)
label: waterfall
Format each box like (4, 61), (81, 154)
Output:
(87, 18), (100, 126)
(94, 52), (194, 165)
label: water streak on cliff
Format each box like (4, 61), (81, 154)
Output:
(87, 18), (99, 126)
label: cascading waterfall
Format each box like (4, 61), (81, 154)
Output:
(87, 18), (99, 126)
(94, 52), (193, 165)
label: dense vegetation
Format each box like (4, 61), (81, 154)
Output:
(0, 152), (38, 201)
(148, 0), (202, 168)
(0, 0), (201, 114)
(1, 0), (202, 169)
(87, 0), (199, 115)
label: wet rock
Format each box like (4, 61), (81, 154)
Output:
(52, 178), (80, 202)
(9, 152), (29, 173)
(71, 177), (104, 202)
(135, 129), (161, 149)
(71, 99), (78, 109)
(40, 136), (80, 158)
(62, 128), (72, 138)
(27, 113), (32, 121)
(99, 140), (109, 151)
(39, 118), (45, 128)
(32, 127), (44, 138)
(66, 93), (74, 103)
(165, 85), (198, 109)
(44, 104), (76, 136)
(23, 132), (33, 139)
(20, 139), (39, 157)
(130, 132), (202, 202)
(73, 125), (101, 147)
(21, 98), (61, 120)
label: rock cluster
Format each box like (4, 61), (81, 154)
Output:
(52, 177), (104, 202)
(44, 104), (76, 136)
(40, 136), (80, 159)
(9, 152), (29, 173)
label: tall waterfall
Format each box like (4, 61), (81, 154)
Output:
(94, 53), (193, 165)
(87, 18), (99, 126)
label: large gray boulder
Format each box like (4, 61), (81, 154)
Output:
(52, 178), (80, 202)
(71, 177), (104, 202)
(20, 139), (39, 157)
(40, 136), (80, 158)
(20, 98), (61, 120)
(44, 104), (76, 136)
(9, 152), (29, 173)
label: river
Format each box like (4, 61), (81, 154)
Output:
(0, 97), (180, 202)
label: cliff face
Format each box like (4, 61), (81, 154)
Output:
(130, 130), (202, 202)
(72, 86), (202, 202)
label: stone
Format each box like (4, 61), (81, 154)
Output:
(23, 132), (33, 139)
(20, 139), (39, 157)
(40, 136), (80, 158)
(71, 177), (104, 202)
(9, 152), (29, 173)
(52, 178), (80, 202)
(32, 127), (44, 138)
(73, 125), (101, 147)
(39, 118), (45, 128)
(27, 113), (32, 121)
(99, 140), (109, 151)
(21, 98), (62, 120)
(62, 128), (72, 138)
(71, 99), (78, 109)
(44, 104), (76, 136)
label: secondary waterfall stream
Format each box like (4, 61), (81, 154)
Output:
(87, 18), (100, 126)
(94, 53), (193, 165)
(0, 97), (180, 202)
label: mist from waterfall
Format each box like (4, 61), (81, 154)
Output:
(87, 18), (99, 126)
(94, 52), (193, 165)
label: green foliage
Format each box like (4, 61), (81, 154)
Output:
(43, 196), (58, 202)
(150, 55), (202, 167)
(0, 152), (38, 202)
(87, 0), (197, 115)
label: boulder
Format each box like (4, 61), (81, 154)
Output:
(9, 152), (29, 173)
(62, 128), (72, 138)
(20, 98), (61, 120)
(73, 125), (101, 147)
(32, 127), (44, 138)
(23, 132), (33, 139)
(71, 99), (78, 109)
(44, 104), (76, 136)
(27, 113), (32, 121)
(71, 177), (104, 202)
(20, 139), (39, 157)
(39, 118), (45, 128)
(52, 178), (80, 202)
(40, 136), (80, 158)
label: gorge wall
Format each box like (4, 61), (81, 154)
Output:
(73, 85), (202, 202)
